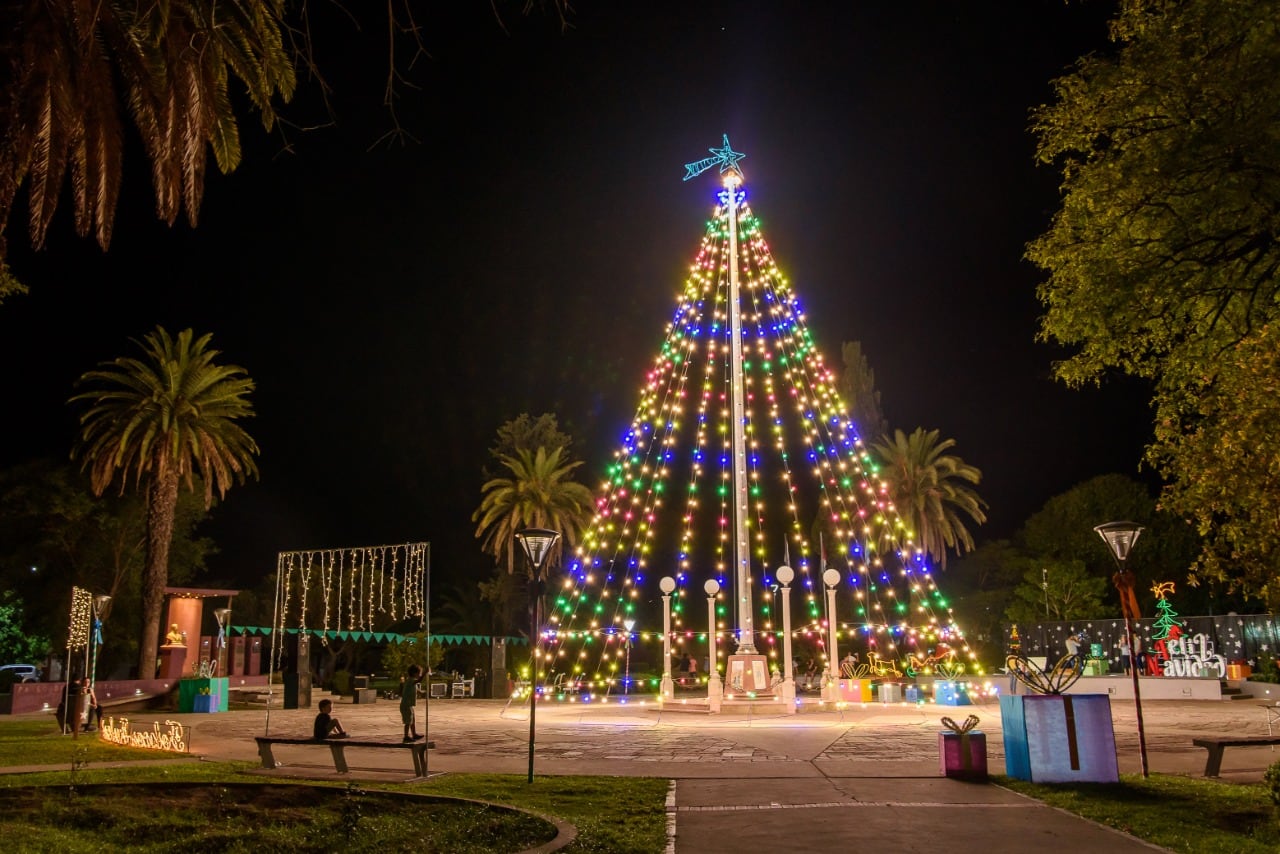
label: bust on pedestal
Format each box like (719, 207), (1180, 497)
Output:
(159, 623), (188, 678)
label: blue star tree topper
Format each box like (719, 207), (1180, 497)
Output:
(683, 134), (746, 181)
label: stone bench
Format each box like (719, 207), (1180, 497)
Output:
(1191, 735), (1280, 776)
(254, 736), (435, 776)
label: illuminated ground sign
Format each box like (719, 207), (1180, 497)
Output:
(99, 717), (189, 753)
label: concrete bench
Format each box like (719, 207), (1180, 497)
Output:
(255, 736), (435, 776)
(1191, 735), (1280, 776)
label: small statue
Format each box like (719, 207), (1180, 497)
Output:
(165, 623), (185, 645)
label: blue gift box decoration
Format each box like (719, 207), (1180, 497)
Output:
(935, 680), (971, 706)
(999, 693), (1119, 783)
(1000, 652), (1118, 783)
(905, 684), (921, 703)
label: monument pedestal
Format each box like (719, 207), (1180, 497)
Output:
(158, 644), (187, 679)
(724, 654), (774, 696)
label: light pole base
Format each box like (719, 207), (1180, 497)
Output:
(707, 673), (723, 712)
(781, 678), (796, 713)
(660, 674), (674, 700)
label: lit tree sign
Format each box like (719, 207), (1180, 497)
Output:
(100, 717), (189, 753)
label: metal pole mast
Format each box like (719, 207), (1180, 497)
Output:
(724, 167), (756, 655)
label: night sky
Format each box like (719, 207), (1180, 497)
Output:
(0, 2), (1152, 593)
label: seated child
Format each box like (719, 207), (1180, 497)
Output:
(312, 698), (348, 740)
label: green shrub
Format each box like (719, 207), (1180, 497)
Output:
(1266, 758), (1280, 808)
(330, 670), (351, 694)
(1255, 654), (1280, 684)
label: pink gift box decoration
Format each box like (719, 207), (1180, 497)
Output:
(837, 678), (872, 702)
(938, 714), (988, 780)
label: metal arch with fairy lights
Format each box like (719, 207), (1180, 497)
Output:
(683, 134), (746, 181)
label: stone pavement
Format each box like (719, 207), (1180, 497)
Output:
(11, 693), (1280, 852)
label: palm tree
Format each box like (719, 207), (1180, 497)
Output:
(472, 446), (595, 577)
(870, 428), (987, 570)
(70, 326), (259, 677)
(0, 1), (295, 297)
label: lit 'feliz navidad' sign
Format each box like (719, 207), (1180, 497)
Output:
(99, 717), (189, 753)
(1161, 633), (1226, 679)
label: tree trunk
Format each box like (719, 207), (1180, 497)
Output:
(137, 470), (180, 679)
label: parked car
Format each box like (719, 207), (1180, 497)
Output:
(0, 663), (39, 685)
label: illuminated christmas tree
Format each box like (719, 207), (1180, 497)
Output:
(1150, 582), (1182, 642)
(541, 137), (971, 697)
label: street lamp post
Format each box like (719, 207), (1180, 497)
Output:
(776, 565), (796, 712)
(213, 607), (232, 676)
(1042, 568), (1049, 618)
(1095, 520), (1149, 778)
(822, 568), (840, 702)
(659, 577), (676, 699)
(515, 527), (561, 785)
(705, 579), (722, 712)
(623, 618), (636, 696)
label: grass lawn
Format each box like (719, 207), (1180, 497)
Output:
(0, 718), (668, 852)
(996, 773), (1280, 853)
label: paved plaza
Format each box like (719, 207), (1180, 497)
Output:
(10, 693), (1279, 852)
(192, 693), (1276, 852)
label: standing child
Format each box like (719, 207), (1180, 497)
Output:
(401, 664), (424, 742)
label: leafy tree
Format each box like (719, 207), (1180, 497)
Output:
(945, 539), (1029, 659)
(69, 327), (259, 678)
(837, 341), (888, 442)
(483, 412), (577, 487)
(489, 413), (575, 462)
(1027, 0), (1280, 606)
(1020, 474), (1159, 577)
(0, 460), (216, 677)
(1005, 560), (1109, 624)
(870, 428), (987, 569)
(0, 592), (50, 667)
(432, 580), (498, 675)
(380, 632), (444, 681)
(1151, 323), (1280, 607)
(0, 1), (296, 300)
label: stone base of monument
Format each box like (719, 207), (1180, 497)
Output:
(723, 654), (774, 697)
